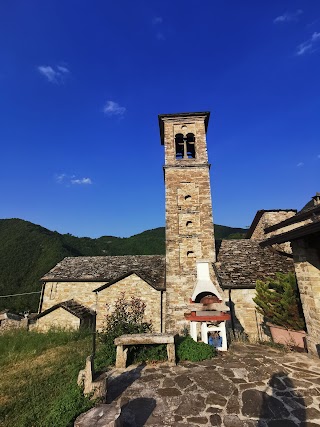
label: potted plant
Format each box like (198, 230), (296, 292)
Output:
(253, 272), (307, 349)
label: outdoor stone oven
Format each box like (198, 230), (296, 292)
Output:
(185, 261), (230, 350)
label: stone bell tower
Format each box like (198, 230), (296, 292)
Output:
(158, 112), (216, 333)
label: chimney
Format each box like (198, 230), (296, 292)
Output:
(191, 261), (222, 302)
(312, 192), (320, 206)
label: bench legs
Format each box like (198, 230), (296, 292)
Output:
(115, 343), (176, 368)
(167, 343), (176, 365)
(116, 345), (128, 369)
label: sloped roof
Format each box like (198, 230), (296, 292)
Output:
(299, 193), (320, 213)
(0, 310), (23, 321)
(261, 221), (320, 247)
(41, 255), (166, 291)
(215, 240), (294, 289)
(265, 204), (320, 234)
(246, 209), (296, 239)
(35, 299), (95, 320)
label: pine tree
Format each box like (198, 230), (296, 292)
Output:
(253, 272), (305, 330)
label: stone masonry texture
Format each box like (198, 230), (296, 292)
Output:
(160, 113), (216, 333)
(292, 238), (320, 357)
(40, 274), (163, 332)
(99, 342), (320, 426)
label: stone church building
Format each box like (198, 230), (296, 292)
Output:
(33, 112), (320, 357)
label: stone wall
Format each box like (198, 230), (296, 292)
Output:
(39, 274), (163, 333)
(292, 238), (320, 357)
(250, 211), (298, 254)
(0, 318), (28, 332)
(41, 281), (99, 312)
(161, 114), (216, 333)
(95, 274), (163, 332)
(250, 211), (297, 241)
(225, 289), (268, 342)
(36, 307), (80, 331)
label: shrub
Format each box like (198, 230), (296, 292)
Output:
(176, 335), (216, 362)
(253, 272), (305, 331)
(96, 293), (152, 368)
(129, 344), (167, 364)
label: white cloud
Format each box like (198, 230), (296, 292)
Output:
(55, 174), (92, 185)
(103, 101), (126, 116)
(71, 177), (92, 185)
(152, 16), (163, 25)
(296, 32), (320, 55)
(56, 65), (69, 73)
(297, 162), (304, 167)
(55, 173), (67, 183)
(274, 9), (303, 24)
(37, 64), (70, 83)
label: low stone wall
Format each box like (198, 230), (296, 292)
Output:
(0, 318), (28, 333)
(226, 289), (268, 342)
(77, 355), (107, 400)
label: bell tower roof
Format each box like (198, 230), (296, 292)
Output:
(158, 111), (210, 145)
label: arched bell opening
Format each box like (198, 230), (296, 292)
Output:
(175, 133), (184, 159)
(186, 133), (196, 158)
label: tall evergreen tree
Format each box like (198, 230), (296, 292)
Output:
(253, 272), (305, 330)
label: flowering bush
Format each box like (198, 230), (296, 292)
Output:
(96, 293), (152, 367)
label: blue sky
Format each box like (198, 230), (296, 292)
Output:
(0, 1), (319, 238)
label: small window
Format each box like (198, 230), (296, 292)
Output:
(175, 134), (184, 160)
(184, 195), (192, 201)
(186, 220), (193, 227)
(187, 251), (195, 257)
(186, 133), (196, 158)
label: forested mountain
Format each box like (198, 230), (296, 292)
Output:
(0, 219), (246, 312)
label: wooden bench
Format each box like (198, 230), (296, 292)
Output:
(114, 333), (176, 368)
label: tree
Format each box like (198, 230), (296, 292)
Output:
(253, 272), (305, 331)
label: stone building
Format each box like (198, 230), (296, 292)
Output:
(35, 256), (165, 332)
(32, 112), (320, 356)
(260, 193), (320, 357)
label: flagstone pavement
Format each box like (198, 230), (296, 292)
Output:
(76, 343), (320, 426)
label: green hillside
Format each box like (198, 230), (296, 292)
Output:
(0, 219), (246, 313)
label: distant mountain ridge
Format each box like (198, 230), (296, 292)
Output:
(0, 218), (246, 312)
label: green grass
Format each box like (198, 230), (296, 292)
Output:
(0, 329), (95, 427)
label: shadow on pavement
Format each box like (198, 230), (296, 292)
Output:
(106, 364), (145, 404)
(120, 397), (157, 427)
(258, 371), (305, 426)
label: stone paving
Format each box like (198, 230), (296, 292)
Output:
(78, 343), (320, 426)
